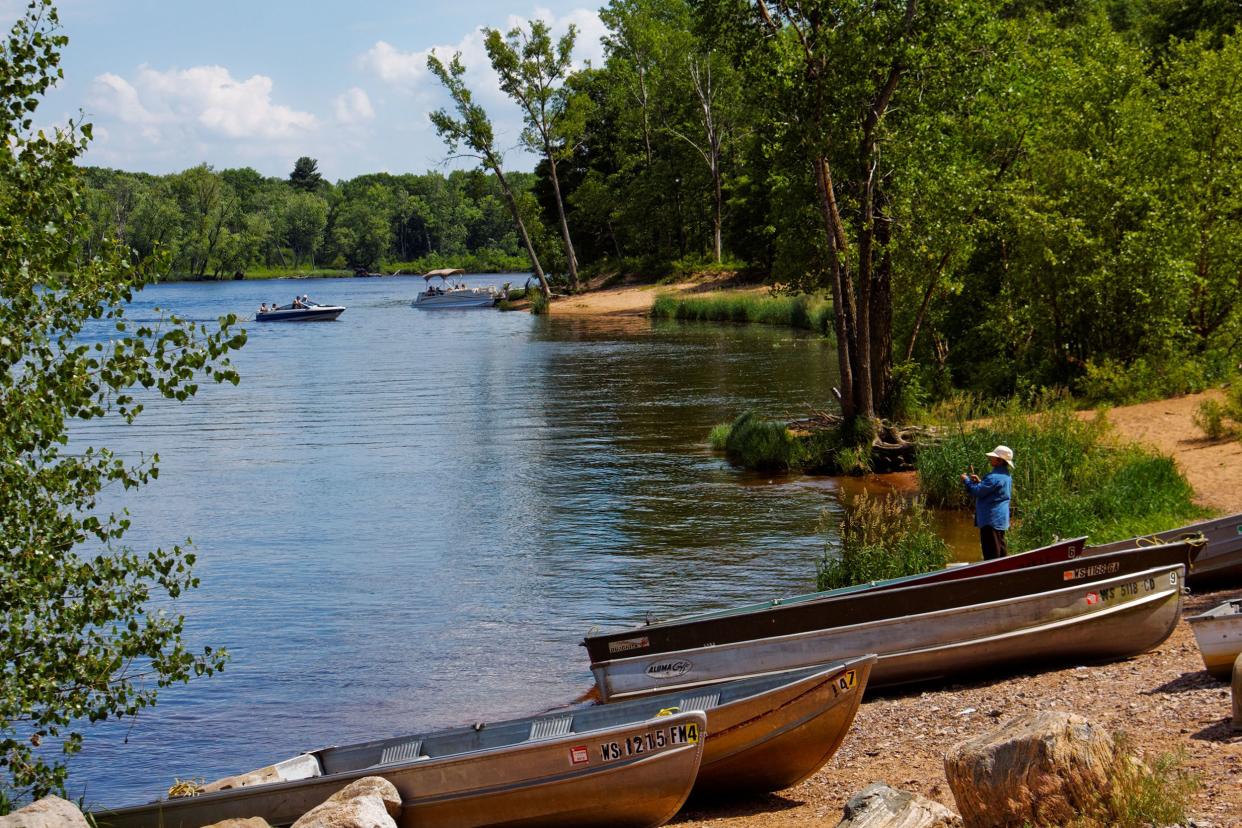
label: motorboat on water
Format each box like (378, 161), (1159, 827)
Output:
(256, 299), (345, 322)
(413, 269), (498, 309)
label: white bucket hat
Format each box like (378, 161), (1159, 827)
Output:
(986, 445), (1015, 468)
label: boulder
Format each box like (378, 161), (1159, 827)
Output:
(202, 820), (272, 828)
(0, 796), (90, 828)
(944, 711), (1115, 828)
(835, 782), (962, 828)
(291, 777), (401, 828)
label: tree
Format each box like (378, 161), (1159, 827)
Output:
(0, 2), (246, 806)
(427, 51), (552, 298)
(281, 192), (328, 267)
(288, 156), (323, 192)
(753, 0), (995, 420)
(484, 20), (583, 289)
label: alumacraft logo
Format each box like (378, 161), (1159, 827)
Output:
(645, 659), (692, 680)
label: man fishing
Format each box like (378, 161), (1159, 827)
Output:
(961, 445), (1014, 560)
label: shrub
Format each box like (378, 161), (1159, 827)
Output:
(722, 411), (807, 471)
(816, 493), (950, 590)
(529, 290), (550, 315)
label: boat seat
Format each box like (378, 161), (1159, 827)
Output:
(528, 715), (573, 741)
(378, 739), (424, 765)
(677, 692), (721, 712)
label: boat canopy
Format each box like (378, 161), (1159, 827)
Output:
(423, 268), (465, 279)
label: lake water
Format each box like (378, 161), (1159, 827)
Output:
(63, 274), (905, 806)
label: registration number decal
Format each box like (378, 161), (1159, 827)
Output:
(831, 669), (858, 696)
(599, 721), (700, 762)
(608, 636), (650, 655)
(1062, 561), (1120, 581)
(1088, 576), (1160, 605)
(569, 745), (590, 765)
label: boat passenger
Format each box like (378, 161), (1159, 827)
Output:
(961, 445), (1014, 560)
(292, 296), (304, 309)
(259, 303), (268, 313)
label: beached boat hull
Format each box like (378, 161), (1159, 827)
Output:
(1186, 599), (1242, 681)
(1089, 512), (1242, 585)
(595, 656), (873, 797)
(255, 306), (345, 322)
(587, 544), (1194, 702)
(92, 711), (706, 828)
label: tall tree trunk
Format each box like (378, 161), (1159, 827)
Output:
(814, 155), (855, 420)
(712, 162), (723, 264)
(546, 154), (579, 290)
(872, 194), (894, 414)
(492, 159), (550, 298)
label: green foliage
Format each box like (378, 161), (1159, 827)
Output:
(650, 292), (833, 333)
(707, 422), (731, 450)
(918, 408), (1206, 551)
(529, 289), (550, 315)
(1078, 354), (1231, 405)
(816, 494), (950, 590)
(721, 411), (807, 471)
(0, 2), (246, 805)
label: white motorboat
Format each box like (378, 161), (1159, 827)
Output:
(413, 270), (498, 310)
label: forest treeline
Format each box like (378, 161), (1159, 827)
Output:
(77, 161), (538, 279)
(78, 0), (1242, 405)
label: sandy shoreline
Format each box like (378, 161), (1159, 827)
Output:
(552, 280), (1242, 825)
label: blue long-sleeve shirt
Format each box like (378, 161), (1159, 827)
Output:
(963, 466), (1012, 530)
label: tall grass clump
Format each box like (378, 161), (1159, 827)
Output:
(651, 292), (833, 334)
(721, 411), (807, 470)
(708, 423), (732, 450)
(918, 406), (1206, 550)
(816, 493), (950, 590)
(1068, 734), (1200, 828)
(529, 289), (550, 315)
(1192, 381), (1242, 439)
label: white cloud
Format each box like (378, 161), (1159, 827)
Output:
(334, 87), (375, 123)
(89, 65), (317, 141)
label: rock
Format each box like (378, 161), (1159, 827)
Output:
(291, 777), (401, 828)
(202, 820), (272, 828)
(834, 782), (962, 828)
(944, 711), (1116, 828)
(0, 796), (90, 828)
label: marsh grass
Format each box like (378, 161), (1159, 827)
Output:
(651, 292), (834, 334)
(720, 411), (808, 470)
(708, 423), (731, 451)
(816, 493), (950, 589)
(919, 405), (1206, 550)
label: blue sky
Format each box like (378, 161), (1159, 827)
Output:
(9, 1), (607, 180)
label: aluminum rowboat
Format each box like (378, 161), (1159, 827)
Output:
(1089, 512), (1242, 585)
(1186, 598), (1242, 680)
(662, 536), (1087, 627)
(93, 710), (707, 828)
(586, 543), (1197, 702)
(601, 656), (874, 798)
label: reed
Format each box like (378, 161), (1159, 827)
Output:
(919, 406), (1206, 551)
(720, 411), (808, 471)
(651, 292), (833, 334)
(816, 493), (950, 590)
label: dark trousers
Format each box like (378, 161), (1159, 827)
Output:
(980, 526), (1008, 560)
